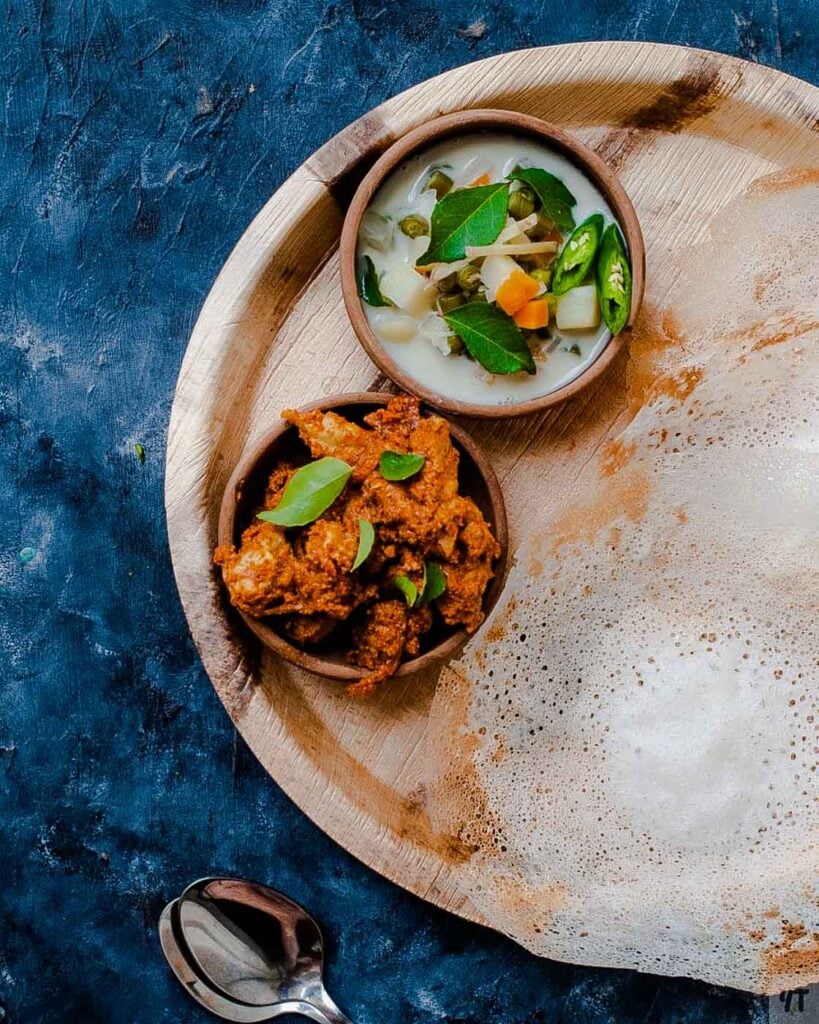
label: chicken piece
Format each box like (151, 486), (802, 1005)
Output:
(357, 474), (440, 548)
(459, 505), (500, 561)
(347, 599), (408, 695)
(264, 462), (297, 508)
(283, 409), (380, 481)
(300, 517), (359, 574)
(436, 499), (500, 633)
(432, 495), (479, 560)
(280, 614), (337, 647)
(436, 561), (494, 633)
(363, 396), (422, 447)
(216, 518), (373, 622)
(407, 414), (460, 505)
(214, 521), (298, 617)
(405, 605), (433, 657)
(290, 519), (376, 620)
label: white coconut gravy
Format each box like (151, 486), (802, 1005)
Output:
(356, 132), (622, 408)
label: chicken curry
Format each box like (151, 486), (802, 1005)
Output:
(214, 397), (499, 693)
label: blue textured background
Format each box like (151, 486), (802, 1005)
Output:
(1, 3), (816, 1022)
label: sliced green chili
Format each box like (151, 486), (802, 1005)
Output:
(551, 214), (604, 296)
(596, 223), (632, 335)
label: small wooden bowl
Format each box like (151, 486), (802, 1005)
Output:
(217, 393), (508, 682)
(340, 108), (645, 419)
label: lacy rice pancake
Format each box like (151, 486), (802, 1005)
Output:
(425, 169), (819, 994)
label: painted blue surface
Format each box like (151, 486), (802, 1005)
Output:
(1, 3), (815, 1021)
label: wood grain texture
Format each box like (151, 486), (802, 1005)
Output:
(166, 43), (819, 934)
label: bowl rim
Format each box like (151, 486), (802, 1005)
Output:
(339, 108), (646, 419)
(216, 391), (509, 682)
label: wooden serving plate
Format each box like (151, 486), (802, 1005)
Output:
(166, 43), (819, 929)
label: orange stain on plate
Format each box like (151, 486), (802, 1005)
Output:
(600, 437), (637, 477)
(549, 467), (651, 557)
(748, 313), (819, 353)
(485, 621), (508, 644)
(749, 166), (819, 197)
(762, 925), (819, 988)
(626, 305), (689, 414)
(651, 364), (704, 403)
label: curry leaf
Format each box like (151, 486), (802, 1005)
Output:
(444, 301), (536, 375)
(379, 451), (426, 481)
(416, 183), (509, 266)
(507, 167), (576, 232)
(420, 562), (447, 604)
(257, 457), (352, 527)
(352, 519), (375, 570)
(393, 575), (418, 607)
(357, 255), (391, 307)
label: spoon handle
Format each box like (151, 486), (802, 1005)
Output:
(309, 991), (354, 1024)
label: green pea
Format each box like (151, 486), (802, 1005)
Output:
(508, 188), (535, 220)
(437, 292), (466, 314)
(399, 214), (429, 239)
(456, 264), (482, 293)
(426, 168), (454, 199)
(552, 214), (605, 296)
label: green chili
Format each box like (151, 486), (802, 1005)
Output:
(596, 223), (632, 335)
(552, 214), (604, 296)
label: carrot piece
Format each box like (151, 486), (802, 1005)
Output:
(495, 269), (540, 315)
(513, 298), (550, 330)
(468, 172), (491, 187)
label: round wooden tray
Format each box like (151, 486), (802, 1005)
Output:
(166, 43), (819, 934)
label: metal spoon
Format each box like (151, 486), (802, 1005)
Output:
(159, 877), (352, 1023)
(160, 901), (280, 1022)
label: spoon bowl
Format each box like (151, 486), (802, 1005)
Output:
(160, 878), (352, 1023)
(160, 901), (301, 1022)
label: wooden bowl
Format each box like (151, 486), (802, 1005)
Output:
(339, 108), (645, 419)
(216, 392), (508, 682)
